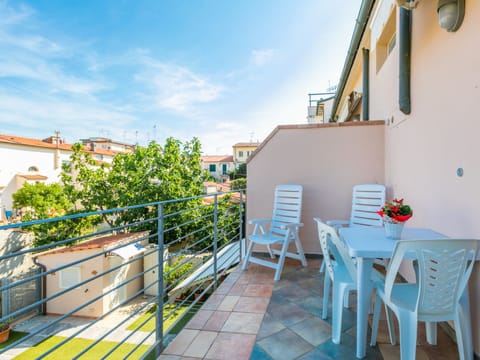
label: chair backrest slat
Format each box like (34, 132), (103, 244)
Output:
(349, 184), (385, 227)
(270, 185), (302, 235)
(385, 239), (479, 316)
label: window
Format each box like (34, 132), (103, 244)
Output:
(247, 151), (251, 157)
(209, 164), (216, 172)
(222, 164), (227, 175)
(387, 33), (396, 55)
(28, 166), (39, 172)
(238, 151), (244, 158)
(59, 267), (81, 289)
(376, 8), (396, 72)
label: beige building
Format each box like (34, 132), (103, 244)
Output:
(232, 142), (260, 168)
(80, 137), (135, 153)
(247, 0), (480, 356)
(200, 155), (234, 182)
(35, 232), (148, 318)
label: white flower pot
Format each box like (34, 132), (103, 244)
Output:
(384, 221), (404, 240)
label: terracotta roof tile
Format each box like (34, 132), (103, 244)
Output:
(232, 142), (260, 147)
(0, 134), (72, 151)
(0, 133), (118, 157)
(201, 155), (234, 163)
(36, 232), (149, 256)
(18, 174), (48, 180)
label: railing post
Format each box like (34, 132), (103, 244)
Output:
(156, 203), (165, 357)
(239, 190), (244, 261)
(213, 194), (218, 290)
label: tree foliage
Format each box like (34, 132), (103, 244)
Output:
(230, 178), (246, 190)
(12, 182), (96, 247)
(13, 182), (71, 220)
(228, 163), (246, 180)
(61, 138), (207, 242)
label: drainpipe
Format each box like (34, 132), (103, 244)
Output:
(330, 0), (375, 121)
(33, 257), (47, 315)
(399, 6), (412, 114)
(362, 48), (370, 121)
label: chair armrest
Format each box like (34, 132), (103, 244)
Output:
(326, 220), (349, 227)
(248, 219), (272, 225)
(280, 222), (304, 230)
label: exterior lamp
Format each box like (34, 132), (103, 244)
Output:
(437, 0), (464, 32)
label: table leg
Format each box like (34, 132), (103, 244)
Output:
(356, 257), (374, 359)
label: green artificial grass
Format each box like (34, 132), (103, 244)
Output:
(13, 336), (150, 360)
(126, 303), (201, 334)
(0, 331), (29, 350)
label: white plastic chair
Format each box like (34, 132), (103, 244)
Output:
(370, 239), (479, 360)
(242, 184), (307, 281)
(320, 184), (386, 275)
(314, 218), (394, 344)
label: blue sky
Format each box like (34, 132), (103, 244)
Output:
(0, 0), (361, 154)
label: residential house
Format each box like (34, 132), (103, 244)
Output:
(232, 142), (260, 168)
(247, 0), (480, 356)
(80, 137), (135, 153)
(35, 232), (148, 318)
(0, 133), (117, 219)
(307, 93), (335, 124)
(200, 155), (234, 182)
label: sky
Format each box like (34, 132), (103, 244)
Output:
(0, 0), (361, 154)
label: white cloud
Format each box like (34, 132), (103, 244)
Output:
(250, 49), (275, 67)
(0, 1), (34, 26)
(134, 58), (223, 113)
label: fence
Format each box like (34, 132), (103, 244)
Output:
(0, 190), (245, 359)
(1, 268), (42, 319)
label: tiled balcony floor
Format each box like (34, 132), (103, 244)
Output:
(160, 258), (461, 360)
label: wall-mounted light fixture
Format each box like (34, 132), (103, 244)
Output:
(437, 0), (465, 32)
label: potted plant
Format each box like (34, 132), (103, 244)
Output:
(377, 198), (413, 239)
(0, 320), (11, 344)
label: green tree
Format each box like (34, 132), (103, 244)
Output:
(62, 138), (207, 243)
(13, 182), (70, 220)
(230, 178), (246, 190)
(13, 182), (96, 247)
(228, 163), (246, 180)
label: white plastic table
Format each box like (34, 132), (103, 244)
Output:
(338, 226), (451, 358)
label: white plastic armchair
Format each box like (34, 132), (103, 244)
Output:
(242, 184), (307, 281)
(314, 218), (394, 345)
(370, 239), (479, 360)
(321, 184), (386, 274)
(327, 184), (386, 230)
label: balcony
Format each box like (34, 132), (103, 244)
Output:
(0, 191), (245, 359)
(0, 184), (461, 359)
(0, 121), (468, 359)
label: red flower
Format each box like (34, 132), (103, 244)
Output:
(378, 198), (413, 223)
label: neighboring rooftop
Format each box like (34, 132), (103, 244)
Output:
(233, 142), (260, 147)
(36, 232), (148, 256)
(201, 155), (234, 163)
(0, 133), (118, 157)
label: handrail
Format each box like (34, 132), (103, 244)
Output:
(0, 190), (245, 359)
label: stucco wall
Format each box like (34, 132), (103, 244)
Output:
(369, 0), (480, 354)
(39, 249), (104, 318)
(247, 122), (384, 254)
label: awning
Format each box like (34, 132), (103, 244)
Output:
(111, 243), (146, 259)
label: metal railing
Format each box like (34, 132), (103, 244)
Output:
(0, 190), (245, 359)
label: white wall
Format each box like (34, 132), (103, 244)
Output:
(0, 144), (72, 212)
